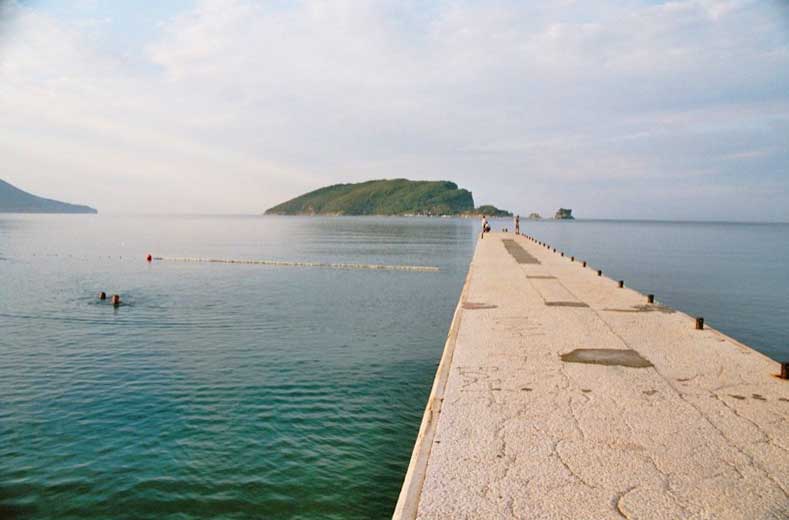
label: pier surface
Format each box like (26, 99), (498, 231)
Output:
(394, 232), (788, 519)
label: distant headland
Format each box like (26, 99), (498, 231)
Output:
(0, 179), (97, 214)
(264, 179), (511, 217)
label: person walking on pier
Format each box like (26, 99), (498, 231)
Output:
(514, 214), (520, 235)
(481, 215), (490, 239)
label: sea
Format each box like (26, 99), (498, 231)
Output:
(1, 215), (787, 520)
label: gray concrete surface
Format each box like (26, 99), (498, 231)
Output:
(394, 232), (788, 519)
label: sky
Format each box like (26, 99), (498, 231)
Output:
(1, 0), (788, 220)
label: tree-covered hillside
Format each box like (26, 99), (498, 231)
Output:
(265, 179), (477, 216)
(475, 205), (513, 217)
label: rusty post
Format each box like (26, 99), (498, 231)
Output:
(695, 317), (704, 330)
(618, 280), (624, 288)
(597, 270), (602, 276)
(780, 362), (788, 380)
(647, 294), (654, 304)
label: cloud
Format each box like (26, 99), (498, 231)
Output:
(1, 0), (787, 219)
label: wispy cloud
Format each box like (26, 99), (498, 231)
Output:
(1, 0), (787, 220)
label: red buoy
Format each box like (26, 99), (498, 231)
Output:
(146, 254), (153, 262)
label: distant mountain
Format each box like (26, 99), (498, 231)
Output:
(0, 179), (97, 214)
(265, 179), (508, 216)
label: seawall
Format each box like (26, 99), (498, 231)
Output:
(394, 232), (787, 519)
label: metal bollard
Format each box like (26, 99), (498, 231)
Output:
(695, 317), (704, 330)
(597, 270), (602, 276)
(647, 294), (655, 304)
(780, 362), (788, 380)
(618, 280), (624, 288)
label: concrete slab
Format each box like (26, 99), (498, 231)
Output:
(394, 232), (788, 520)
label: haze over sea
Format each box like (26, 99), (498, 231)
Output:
(1, 215), (787, 519)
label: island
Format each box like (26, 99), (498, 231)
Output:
(264, 179), (510, 217)
(554, 208), (574, 220)
(474, 205), (512, 218)
(1, 179), (97, 214)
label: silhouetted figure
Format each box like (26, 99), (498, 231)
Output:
(111, 294), (121, 307)
(98, 291), (107, 301)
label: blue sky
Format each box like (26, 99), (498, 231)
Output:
(1, 0), (788, 220)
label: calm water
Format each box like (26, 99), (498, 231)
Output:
(1, 216), (788, 520)
(516, 219), (789, 361)
(0, 215), (477, 520)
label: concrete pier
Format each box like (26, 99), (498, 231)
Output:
(394, 233), (788, 519)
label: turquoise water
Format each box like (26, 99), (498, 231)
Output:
(0, 215), (477, 520)
(2, 215), (788, 519)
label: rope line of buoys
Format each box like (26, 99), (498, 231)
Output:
(152, 256), (440, 273)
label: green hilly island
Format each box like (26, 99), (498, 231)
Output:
(265, 179), (510, 217)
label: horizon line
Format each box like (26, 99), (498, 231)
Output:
(3, 213), (787, 225)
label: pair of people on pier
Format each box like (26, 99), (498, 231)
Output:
(481, 215), (521, 238)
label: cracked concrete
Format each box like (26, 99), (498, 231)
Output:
(394, 232), (789, 520)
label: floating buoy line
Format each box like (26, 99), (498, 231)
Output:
(153, 256), (440, 273)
